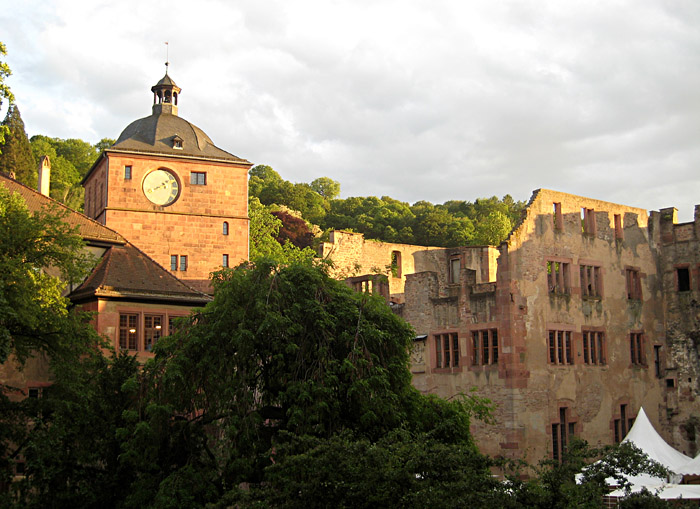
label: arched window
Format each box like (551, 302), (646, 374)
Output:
(223, 221), (229, 235)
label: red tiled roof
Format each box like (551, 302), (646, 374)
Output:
(69, 243), (211, 304)
(0, 173), (125, 245)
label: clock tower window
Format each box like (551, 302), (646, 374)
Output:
(190, 172), (206, 185)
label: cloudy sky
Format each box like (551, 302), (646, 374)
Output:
(2, 0), (699, 219)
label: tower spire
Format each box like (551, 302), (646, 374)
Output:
(165, 41), (169, 74)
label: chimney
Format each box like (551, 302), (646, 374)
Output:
(37, 155), (51, 197)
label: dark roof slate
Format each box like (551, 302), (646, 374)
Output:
(0, 173), (125, 245)
(110, 112), (249, 163)
(69, 243), (211, 304)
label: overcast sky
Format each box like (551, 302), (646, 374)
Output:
(2, 0), (699, 220)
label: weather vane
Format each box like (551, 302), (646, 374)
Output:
(165, 41), (169, 73)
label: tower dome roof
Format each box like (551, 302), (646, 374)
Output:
(109, 72), (249, 164)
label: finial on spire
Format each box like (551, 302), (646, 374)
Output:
(164, 41), (169, 74)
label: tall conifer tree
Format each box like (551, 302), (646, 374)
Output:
(0, 104), (36, 188)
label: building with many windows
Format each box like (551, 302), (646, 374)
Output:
(320, 188), (700, 463)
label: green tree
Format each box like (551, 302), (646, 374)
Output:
(29, 136), (82, 208)
(473, 210), (513, 246)
(310, 176), (340, 200)
(111, 260), (495, 506)
(506, 438), (670, 508)
(0, 105), (36, 188)
(94, 138), (115, 153)
(0, 42), (14, 150)
(0, 186), (94, 364)
(18, 352), (140, 508)
(0, 186), (103, 501)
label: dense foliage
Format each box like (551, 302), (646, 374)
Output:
(249, 164), (526, 247)
(0, 42), (13, 150)
(0, 105), (35, 188)
(0, 186), (94, 364)
(0, 187), (103, 503)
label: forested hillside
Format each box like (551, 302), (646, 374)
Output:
(250, 164), (526, 247)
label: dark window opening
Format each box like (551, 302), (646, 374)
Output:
(582, 330), (606, 365)
(435, 332), (459, 369)
(548, 330), (573, 365)
(125, 165), (132, 180)
(223, 221), (229, 235)
(171, 255), (178, 271)
(471, 329), (498, 366)
(223, 254), (229, 268)
(678, 267), (690, 292)
(552, 407), (574, 461)
(630, 332), (645, 365)
(180, 255), (188, 272)
(547, 261), (571, 294)
(553, 202), (563, 231)
(614, 214), (623, 240)
(626, 268), (642, 300)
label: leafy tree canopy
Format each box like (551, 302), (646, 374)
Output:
(0, 42), (14, 150)
(0, 186), (94, 364)
(249, 163), (526, 248)
(0, 104), (35, 188)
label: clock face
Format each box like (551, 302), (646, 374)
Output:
(143, 169), (180, 206)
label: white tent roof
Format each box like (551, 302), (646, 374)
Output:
(608, 483), (700, 500)
(622, 407), (692, 472)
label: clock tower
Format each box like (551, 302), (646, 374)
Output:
(82, 70), (251, 293)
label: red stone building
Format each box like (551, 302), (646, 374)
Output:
(321, 189), (700, 464)
(82, 71), (251, 293)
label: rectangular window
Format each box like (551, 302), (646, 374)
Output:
(614, 214), (623, 240)
(626, 268), (642, 300)
(471, 329), (498, 366)
(580, 265), (602, 298)
(630, 332), (645, 365)
(552, 407), (574, 461)
(553, 202), (563, 231)
(435, 332), (459, 368)
(614, 404), (630, 443)
(180, 255), (188, 271)
(449, 258), (461, 284)
(168, 315), (183, 335)
(582, 330), (606, 365)
(223, 254), (229, 268)
(144, 314), (163, 352)
(124, 165), (132, 180)
(581, 207), (596, 234)
(547, 261), (570, 294)
(677, 267), (690, 292)
(190, 172), (206, 185)
(548, 330), (573, 365)
(391, 251), (402, 278)
(171, 255), (178, 271)
(654, 345), (662, 378)
(119, 313), (139, 351)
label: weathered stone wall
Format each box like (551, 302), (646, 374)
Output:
(498, 189), (666, 460)
(650, 205), (700, 456)
(319, 231), (448, 301)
